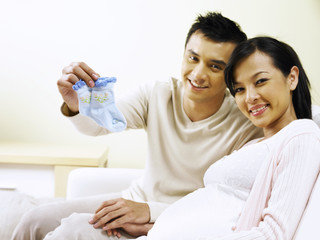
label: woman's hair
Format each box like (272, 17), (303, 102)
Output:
(225, 36), (312, 119)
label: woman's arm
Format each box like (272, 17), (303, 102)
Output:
(205, 133), (320, 240)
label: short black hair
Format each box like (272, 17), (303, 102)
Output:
(225, 36), (312, 119)
(185, 12), (247, 48)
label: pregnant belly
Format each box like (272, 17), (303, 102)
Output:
(147, 185), (245, 240)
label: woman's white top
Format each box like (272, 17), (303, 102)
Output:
(147, 138), (268, 239)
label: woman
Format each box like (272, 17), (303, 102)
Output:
(141, 37), (320, 240)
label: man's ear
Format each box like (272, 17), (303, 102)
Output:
(288, 66), (299, 91)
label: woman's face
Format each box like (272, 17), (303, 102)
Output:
(233, 50), (298, 138)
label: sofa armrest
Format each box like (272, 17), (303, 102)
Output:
(66, 168), (143, 199)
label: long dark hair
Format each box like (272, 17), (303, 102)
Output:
(225, 36), (312, 119)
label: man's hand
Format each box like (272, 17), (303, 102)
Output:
(57, 62), (100, 112)
(89, 198), (151, 232)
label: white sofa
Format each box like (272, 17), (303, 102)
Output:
(66, 105), (320, 239)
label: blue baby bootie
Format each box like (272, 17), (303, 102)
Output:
(72, 80), (92, 116)
(73, 77), (127, 132)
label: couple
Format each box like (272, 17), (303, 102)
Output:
(13, 12), (320, 240)
(141, 36), (320, 239)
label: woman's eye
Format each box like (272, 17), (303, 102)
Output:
(234, 87), (244, 94)
(256, 78), (268, 85)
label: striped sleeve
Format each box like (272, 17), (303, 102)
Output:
(201, 133), (320, 240)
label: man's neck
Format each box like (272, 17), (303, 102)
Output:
(183, 94), (225, 122)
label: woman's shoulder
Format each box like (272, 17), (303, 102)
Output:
(284, 119), (320, 136)
(272, 119), (320, 148)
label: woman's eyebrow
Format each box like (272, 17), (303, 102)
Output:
(234, 71), (270, 84)
(254, 71), (269, 77)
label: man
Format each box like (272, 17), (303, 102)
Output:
(12, 12), (262, 240)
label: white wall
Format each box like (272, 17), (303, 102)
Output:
(0, 0), (319, 168)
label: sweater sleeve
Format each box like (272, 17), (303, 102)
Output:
(201, 133), (320, 240)
(147, 201), (170, 223)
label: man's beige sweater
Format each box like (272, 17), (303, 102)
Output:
(65, 78), (262, 221)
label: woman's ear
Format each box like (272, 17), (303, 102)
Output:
(288, 66), (299, 91)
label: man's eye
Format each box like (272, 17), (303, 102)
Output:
(211, 64), (222, 70)
(189, 56), (198, 61)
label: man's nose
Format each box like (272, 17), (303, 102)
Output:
(191, 63), (208, 83)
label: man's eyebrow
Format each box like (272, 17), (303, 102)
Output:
(187, 49), (199, 56)
(210, 59), (226, 66)
(187, 49), (226, 66)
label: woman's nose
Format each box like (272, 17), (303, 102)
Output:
(245, 87), (259, 103)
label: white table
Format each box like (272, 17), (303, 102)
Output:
(0, 142), (109, 198)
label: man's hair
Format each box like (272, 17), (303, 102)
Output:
(185, 12), (247, 48)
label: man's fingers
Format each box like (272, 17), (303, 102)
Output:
(95, 198), (119, 214)
(73, 61), (100, 78)
(69, 63), (93, 87)
(89, 198), (123, 226)
(58, 73), (79, 87)
(62, 62), (100, 87)
(103, 214), (128, 230)
(90, 198), (150, 231)
(94, 208), (126, 229)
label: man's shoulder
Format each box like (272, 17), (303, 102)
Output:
(146, 77), (182, 96)
(151, 77), (181, 89)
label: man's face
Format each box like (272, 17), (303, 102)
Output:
(181, 32), (236, 105)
